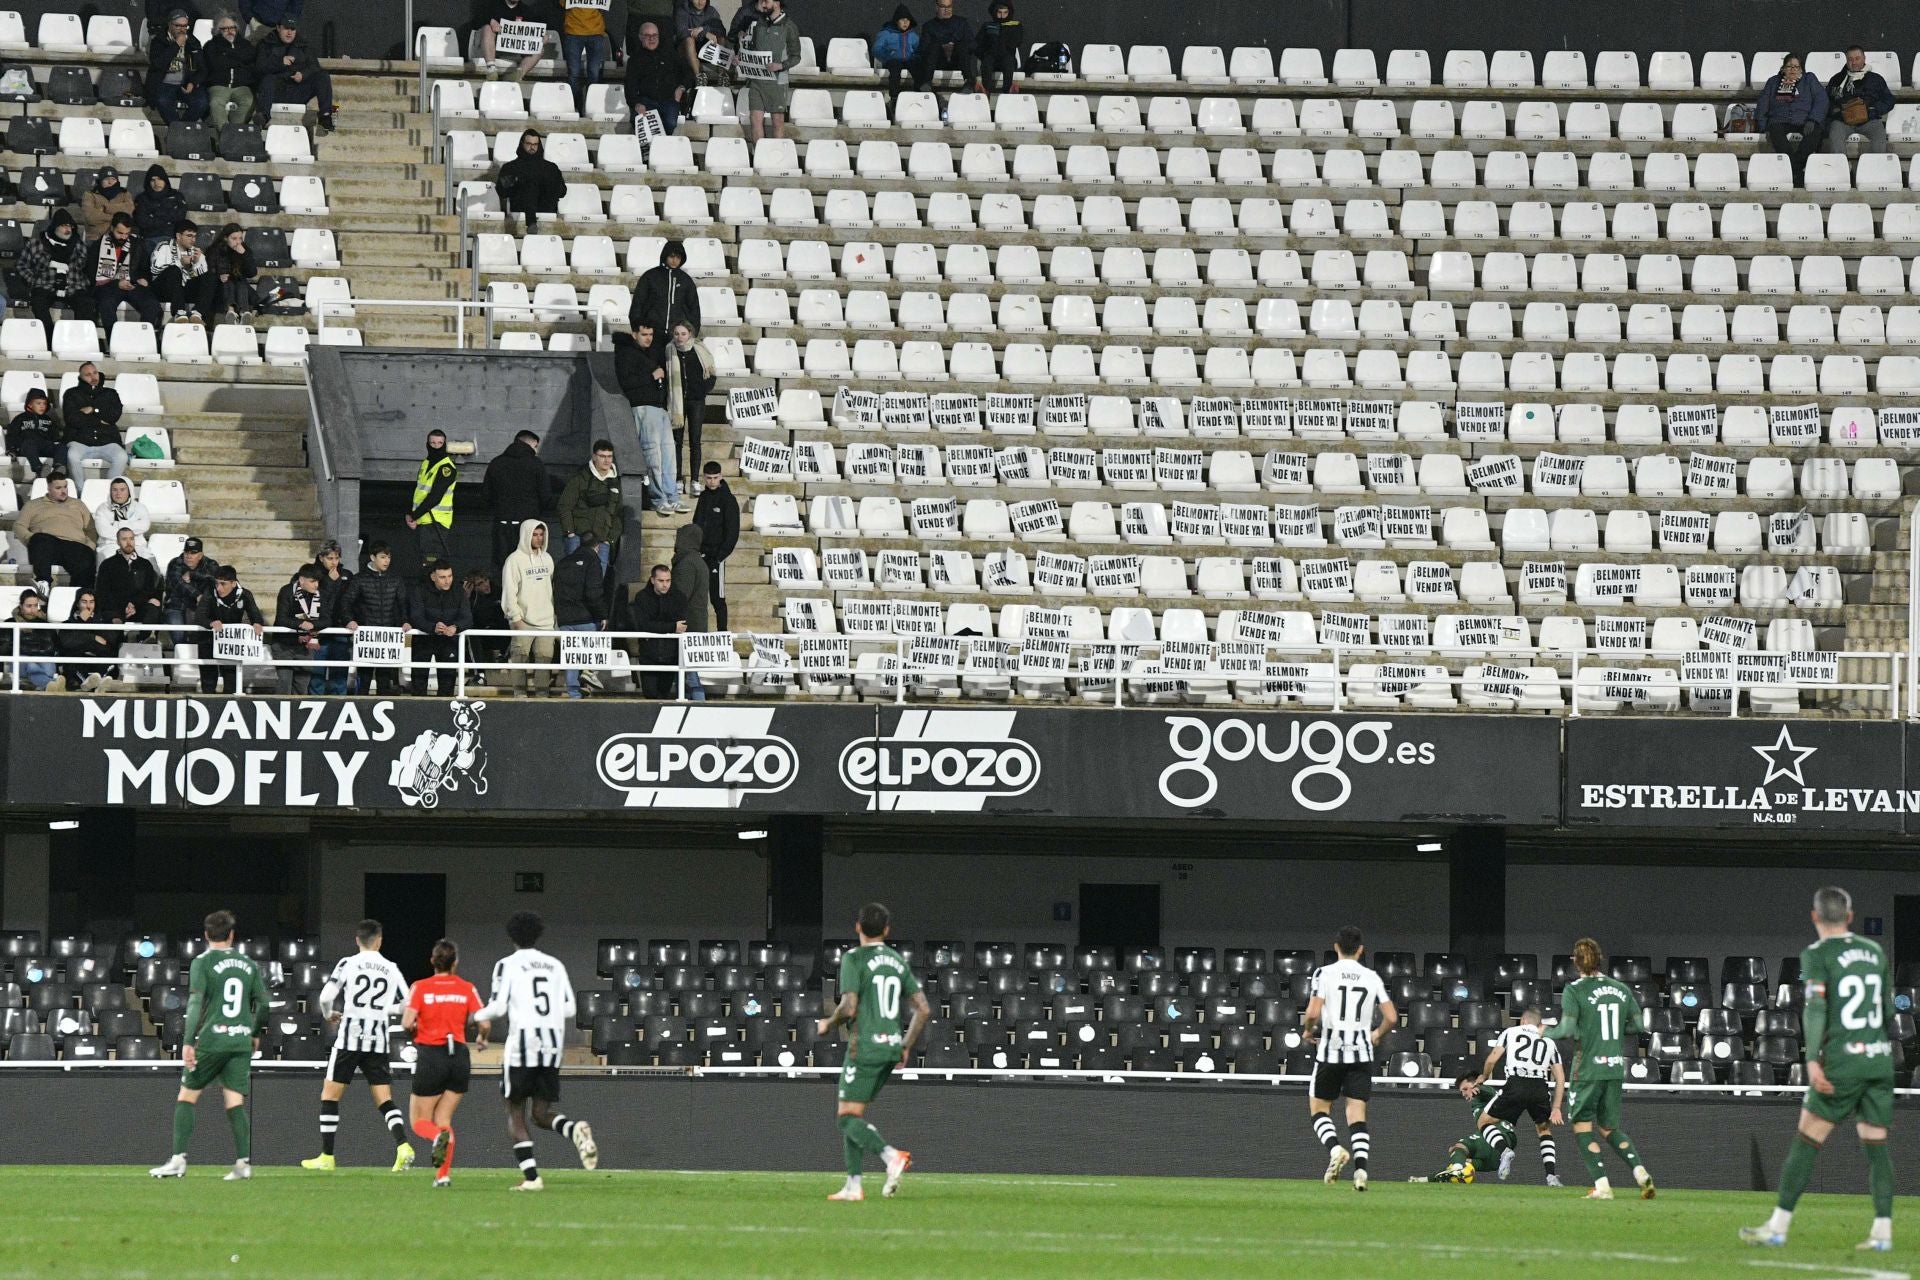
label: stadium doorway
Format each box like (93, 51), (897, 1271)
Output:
(1896, 895), (1920, 978)
(363, 872), (446, 983)
(1079, 883), (1161, 953)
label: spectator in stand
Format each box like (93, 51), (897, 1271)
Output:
(253, 16), (335, 135)
(483, 429), (554, 568)
(496, 128), (565, 234)
(409, 559), (471, 697)
(557, 439), (625, 604)
(624, 21), (692, 134)
(665, 320), (715, 496)
(741, 0), (802, 144)
(164, 535), (218, 630)
(553, 532), (606, 699)
(4, 590), (58, 691)
(628, 562), (687, 698)
(133, 165), (188, 250)
(463, 568), (508, 664)
(209, 223), (259, 321)
(1825, 46), (1894, 154)
(676, 0), (728, 84)
(238, 0), (301, 42)
(693, 461), (738, 630)
(58, 588), (118, 691)
(81, 170), (133, 242)
(203, 13), (256, 127)
(273, 561), (325, 693)
(62, 363), (129, 479)
(6, 387), (61, 479)
(16, 473), (98, 596)
(406, 429), (459, 570)
(96, 526), (166, 628)
(480, 0), (549, 82)
(629, 239), (699, 340)
(18, 211), (87, 334)
(972, 0), (1022, 96)
(196, 563), (263, 694)
(90, 215), (163, 343)
(671, 522), (710, 653)
(558, 0), (610, 118)
(307, 538), (352, 694)
(151, 218), (219, 324)
(338, 540), (409, 695)
(912, 0), (974, 116)
(1756, 54), (1827, 188)
(93, 476), (152, 560)
(501, 519), (558, 696)
(614, 322), (678, 516)
(871, 6), (920, 106)
(147, 10), (209, 125)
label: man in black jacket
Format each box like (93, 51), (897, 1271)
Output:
(624, 21), (692, 134)
(408, 559), (472, 696)
(146, 10), (209, 124)
(629, 561), (691, 699)
(338, 541), (409, 694)
(62, 362), (128, 478)
(912, 0), (974, 113)
(195, 563), (264, 694)
(90, 215), (163, 344)
(692, 462), (738, 630)
(628, 239), (700, 337)
(97, 527), (165, 629)
(483, 430), (554, 569)
(253, 16), (334, 134)
(1825, 46), (1895, 154)
(553, 534), (605, 699)
(497, 128), (565, 232)
(614, 324), (679, 515)
(273, 561), (326, 694)
(973, 0), (1023, 96)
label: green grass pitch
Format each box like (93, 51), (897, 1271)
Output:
(0, 1168), (1911, 1280)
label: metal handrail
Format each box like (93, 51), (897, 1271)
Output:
(312, 295), (612, 351)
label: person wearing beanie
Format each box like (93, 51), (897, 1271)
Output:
(145, 9), (208, 124)
(5, 388), (60, 480)
(80, 169), (134, 240)
(18, 210), (86, 334)
(871, 5), (921, 105)
(253, 15), (335, 135)
(406, 429), (459, 568)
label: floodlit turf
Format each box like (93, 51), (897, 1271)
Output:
(0, 1168), (1912, 1280)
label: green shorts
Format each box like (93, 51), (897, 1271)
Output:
(1803, 1074), (1895, 1128)
(837, 1055), (896, 1105)
(181, 1047), (252, 1095)
(748, 78), (793, 115)
(1567, 1079), (1622, 1130)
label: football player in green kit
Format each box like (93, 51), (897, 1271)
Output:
(149, 910), (269, 1181)
(1547, 936), (1655, 1200)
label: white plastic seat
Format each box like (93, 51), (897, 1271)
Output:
(1541, 50), (1589, 88)
(1277, 47), (1327, 86)
(57, 116), (107, 157)
(1385, 49), (1433, 87)
(264, 124), (314, 165)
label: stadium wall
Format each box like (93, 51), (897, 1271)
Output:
(9, 1072), (1914, 1191)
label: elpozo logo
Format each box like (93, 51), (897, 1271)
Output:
(595, 726), (798, 801)
(837, 733), (1041, 804)
(1157, 716), (1435, 813)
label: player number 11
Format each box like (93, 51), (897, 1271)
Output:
(1596, 1003), (1621, 1042)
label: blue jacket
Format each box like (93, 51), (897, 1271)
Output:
(1755, 73), (1827, 130)
(872, 25), (919, 64)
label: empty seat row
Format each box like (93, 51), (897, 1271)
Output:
(430, 77), (629, 124)
(1410, 197), (1920, 242)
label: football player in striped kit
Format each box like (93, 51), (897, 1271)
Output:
(1302, 926), (1397, 1191)
(301, 919), (415, 1172)
(1475, 1005), (1567, 1184)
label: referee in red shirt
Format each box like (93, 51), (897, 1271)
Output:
(402, 939), (489, 1187)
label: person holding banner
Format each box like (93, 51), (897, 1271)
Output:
(559, 0), (612, 117)
(273, 562), (326, 694)
(481, 0), (550, 81)
(339, 542), (410, 696)
(741, 0), (801, 143)
(553, 533), (607, 699)
(674, 0), (729, 85)
(195, 564), (263, 694)
(623, 21), (691, 133)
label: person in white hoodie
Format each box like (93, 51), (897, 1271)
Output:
(501, 517), (557, 696)
(93, 475), (151, 560)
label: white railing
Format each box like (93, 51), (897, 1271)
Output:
(1908, 498), (1920, 716)
(315, 295), (619, 351)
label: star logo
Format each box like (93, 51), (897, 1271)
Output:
(1752, 727), (1818, 787)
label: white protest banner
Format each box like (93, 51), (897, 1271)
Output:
(1189, 397), (1237, 438)
(1047, 448), (1098, 486)
(1736, 652), (1790, 689)
(1519, 560), (1566, 597)
(946, 444), (994, 484)
(1593, 615), (1647, 651)
(1249, 559), (1293, 596)
(906, 635), (963, 676)
(736, 49), (776, 80)
(1264, 662), (1314, 698)
(770, 548), (815, 587)
(1101, 448), (1152, 487)
(697, 39), (734, 68)
(1584, 565), (1642, 602)
(1681, 656), (1734, 699)
(738, 436), (792, 478)
(1453, 401), (1507, 441)
(1380, 504), (1433, 545)
(1701, 614), (1759, 651)
(931, 393), (981, 432)
(1686, 452), (1737, 496)
(908, 497), (959, 539)
(1263, 450), (1310, 490)
(1666, 404), (1719, 444)
(1881, 407), (1920, 445)
(1138, 398), (1181, 436)
(1788, 651), (1840, 684)
(1684, 565), (1737, 607)
(833, 387), (881, 427)
(1153, 448), (1205, 486)
(1234, 609), (1289, 644)
(1595, 670), (1654, 704)
(993, 446), (1038, 484)
(1366, 453), (1412, 490)
(1039, 394), (1089, 434)
(793, 440), (837, 481)
(842, 599), (896, 636)
(752, 634), (795, 687)
(895, 601), (944, 636)
(1161, 639), (1214, 674)
(1089, 555), (1142, 593)
(1479, 663), (1529, 703)
(897, 444), (939, 483)
(1375, 663), (1426, 696)
(496, 18), (546, 56)
(1531, 452), (1584, 494)
(1319, 611), (1371, 648)
(1222, 504), (1270, 543)
(1464, 455), (1523, 492)
(1171, 503), (1220, 542)
(633, 108), (667, 148)
(965, 638), (1016, 674)
(1018, 634), (1071, 674)
(823, 549), (870, 589)
(876, 550), (922, 589)
(213, 627), (265, 663)
(1300, 557), (1354, 598)
(1217, 641), (1264, 677)
(561, 629), (614, 666)
(1450, 616), (1506, 649)
(1405, 561), (1456, 600)
(782, 599), (832, 632)
(1657, 510), (1711, 551)
(681, 632), (737, 670)
(795, 635), (845, 677)
(986, 394), (1037, 433)
(1033, 552), (1087, 592)
(1272, 504), (1323, 544)
(880, 391), (932, 432)
(566, 0), (613, 9)
(1768, 510), (1813, 552)
(1294, 399), (1345, 437)
(1346, 400), (1397, 439)
(1770, 402), (1822, 446)
(1332, 506), (1383, 545)
(1241, 397), (1292, 437)
(1377, 615), (1429, 650)
(846, 443), (895, 482)
(1009, 498), (1063, 538)
(352, 626), (406, 667)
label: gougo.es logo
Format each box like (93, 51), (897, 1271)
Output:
(1157, 716), (1435, 812)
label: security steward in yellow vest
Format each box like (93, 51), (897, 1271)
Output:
(406, 429), (459, 568)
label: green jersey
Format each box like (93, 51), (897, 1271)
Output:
(1548, 974), (1643, 1082)
(1801, 933), (1895, 1081)
(837, 943), (920, 1064)
(185, 948), (269, 1054)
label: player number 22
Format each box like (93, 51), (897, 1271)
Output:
(873, 974), (901, 1020)
(220, 975), (245, 1019)
(1838, 973), (1884, 1030)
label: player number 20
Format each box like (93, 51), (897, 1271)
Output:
(1838, 973), (1884, 1030)
(219, 975), (245, 1019)
(873, 975), (901, 1020)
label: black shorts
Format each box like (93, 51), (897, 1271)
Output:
(502, 1064), (561, 1102)
(327, 1046), (393, 1087)
(1488, 1076), (1553, 1125)
(412, 1043), (471, 1097)
(1311, 1060), (1374, 1102)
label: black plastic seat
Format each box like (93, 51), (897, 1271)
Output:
(1610, 955), (1652, 984)
(697, 940), (740, 967)
(681, 992), (723, 1020)
(1669, 1058), (1710, 1084)
(1205, 996), (1246, 1025)
(62, 1034), (107, 1059)
(745, 941), (790, 968)
(921, 1042), (972, 1069)
(1494, 953), (1538, 986)
(97, 66), (142, 107)
(1424, 1027), (1469, 1059)
(1405, 1000), (1451, 1035)
(218, 124), (268, 163)
(1695, 1008), (1738, 1036)
(922, 941), (965, 968)
(1384, 1050), (1432, 1079)
(1721, 956), (1768, 988)
(589, 1014), (636, 1056)
(16, 166), (63, 206)
(1663, 956), (1709, 986)
(974, 942), (1017, 969)
(45, 65), (92, 105)
(115, 1035), (162, 1060)
(1270, 949), (1316, 979)
(7, 1033), (53, 1060)
(1025, 944), (1067, 970)
(596, 939), (640, 976)
(1373, 951), (1417, 982)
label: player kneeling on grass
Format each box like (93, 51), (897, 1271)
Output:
(302, 919), (415, 1173)
(150, 909), (269, 1181)
(1475, 1005), (1566, 1185)
(1743, 886), (1896, 1254)
(1409, 1074), (1515, 1184)
(402, 938), (490, 1187)
(816, 902), (930, 1202)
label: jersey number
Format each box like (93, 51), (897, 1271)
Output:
(873, 975), (901, 1020)
(1512, 1035), (1551, 1067)
(351, 974), (389, 1009)
(1596, 1003), (1622, 1042)
(1336, 984), (1369, 1023)
(219, 975), (245, 1019)
(531, 975), (551, 1017)
(1839, 974), (1885, 1030)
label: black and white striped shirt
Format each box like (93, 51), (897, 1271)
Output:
(1309, 959), (1389, 1064)
(1492, 1023), (1559, 1080)
(475, 947), (575, 1068)
(320, 951), (409, 1054)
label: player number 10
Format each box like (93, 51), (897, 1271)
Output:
(874, 974), (901, 1020)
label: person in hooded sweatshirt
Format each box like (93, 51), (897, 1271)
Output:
(613, 322), (679, 515)
(552, 532), (606, 699)
(871, 5), (921, 104)
(80, 169), (134, 240)
(501, 518), (558, 695)
(133, 164), (188, 249)
(5, 387), (61, 479)
(19, 211), (86, 333)
(93, 475), (151, 560)
(497, 128), (565, 232)
(629, 238), (700, 338)
(972, 0), (1024, 96)
(692, 461), (738, 630)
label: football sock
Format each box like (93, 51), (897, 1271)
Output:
(838, 1114), (888, 1166)
(412, 1118), (439, 1142)
(319, 1100), (339, 1156)
(380, 1099), (407, 1146)
(514, 1141), (538, 1182)
(1579, 1133), (1608, 1183)
(1776, 1133), (1822, 1213)
(1607, 1129), (1644, 1174)
(545, 1113), (579, 1140)
(843, 1134), (863, 1179)
(438, 1128), (456, 1178)
(1348, 1123), (1370, 1172)
(1865, 1139), (1894, 1219)
(1484, 1126), (1511, 1156)
(1538, 1136), (1558, 1176)
(171, 1101), (194, 1156)
(1311, 1114), (1340, 1153)
(227, 1105), (250, 1161)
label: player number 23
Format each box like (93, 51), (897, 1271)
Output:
(1838, 973), (1884, 1031)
